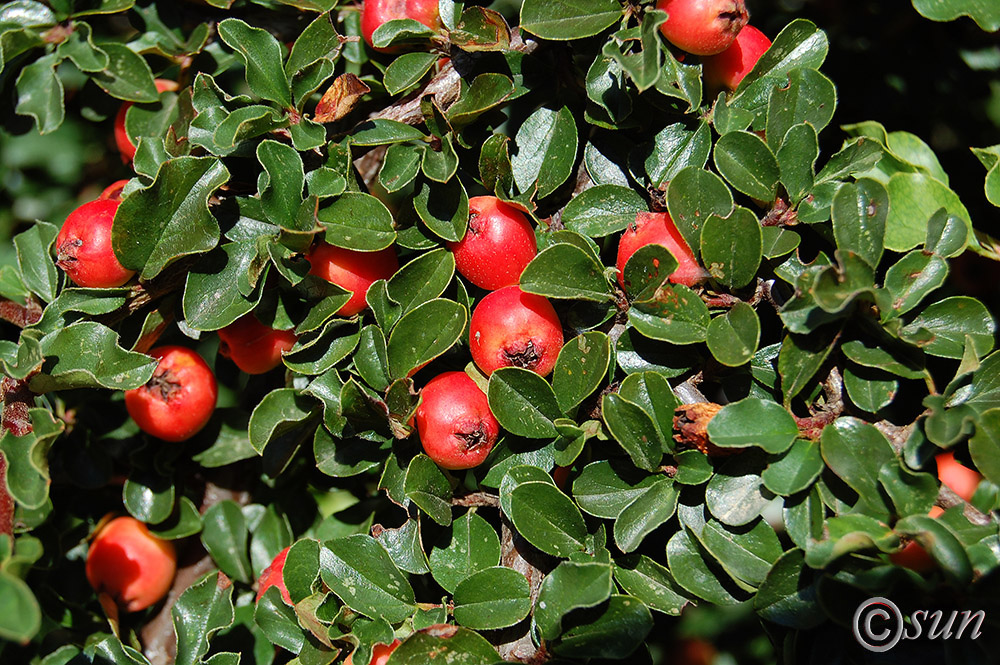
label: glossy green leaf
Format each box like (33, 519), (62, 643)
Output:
(520, 0), (622, 40)
(536, 560), (614, 639)
(713, 131), (780, 201)
(706, 302), (760, 367)
(507, 482), (587, 557)
(707, 398), (798, 454)
(453, 567), (531, 630)
(321, 535), (415, 623)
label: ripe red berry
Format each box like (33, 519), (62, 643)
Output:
(936, 451), (981, 503)
(55, 198), (135, 289)
(218, 314), (297, 375)
(360, 0), (440, 52)
(447, 196), (537, 291)
(345, 640), (402, 665)
(306, 241), (399, 317)
(470, 285), (563, 377)
(656, 0), (749, 56)
(702, 24), (771, 91)
(616, 212), (707, 290)
(114, 79), (179, 163)
(125, 346), (218, 442)
(86, 516), (176, 612)
(98, 179), (129, 201)
(256, 546), (292, 605)
(414, 372), (500, 470)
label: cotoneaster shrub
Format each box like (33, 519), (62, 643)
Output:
(1, 1), (1000, 664)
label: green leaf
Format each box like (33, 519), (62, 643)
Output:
(248, 388), (318, 456)
(321, 535), (415, 623)
(970, 409), (1000, 487)
(31, 322), (155, 393)
(602, 394), (663, 472)
(911, 0), (1000, 31)
(447, 73), (516, 129)
(384, 51), (438, 95)
(404, 454), (453, 526)
(536, 560), (614, 639)
(387, 299), (466, 379)
(350, 119), (427, 146)
(635, 122), (712, 188)
(705, 455), (773, 527)
(183, 242), (263, 331)
(123, 470), (174, 525)
(614, 479), (677, 553)
(831, 179), (888, 268)
(551, 595), (653, 660)
(507, 481), (587, 557)
(894, 514), (972, 585)
(900, 296), (995, 359)
(713, 131), (780, 201)
(283, 318), (360, 375)
(254, 586), (304, 652)
(761, 439), (824, 496)
(91, 43), (158, 102)
(573, 460), (663, 519)
(0, 409), (62, 509)
(552, 332), (611, 413)
(840, 339), (926, 380)
(422, 134), (459, 183)
(172, 571), (236, 665)
(285, 11), (341, 77)
(924, 208), (968, 257)
(666, 167), (734, 256)
(488, 367), (561, 438)
(820, 417), (895, 516)
(449, 7), (512, 52)
(371, 18), (435, 50)
(777, 327), (839, 405)
(429, 510), (501, 593)
(885, 173), (972, 252)
(629, 284), (711, 345)
(753, 549), (825, 629)
(318, 193), (396, 251)
(700, 207), (762, 289)
(618, 372), (677, 447)
(622, 244), (679, 302)
(258, 140), (305, 228)
(730, 19), (830, 119)
(520, 0), (622, 40)
(511, 106), (578, 199)
(562, 185), (647, 238)
(777, 123), (819, 203)
(707, 398), (798, 454)
(883, 250), (948, 318)
(113, 156), (230, 279)
(217, 18), (291, 106)
(386, 626), (498, 664)
(413, 178), (469, 242)
(15, 54), (64, 134)
(765, 68), (837, 150)
(613, 555), (689, 615)
(667, 531), (746, 605)
(520, 243), (611, 302)
(14, 221), (58, 303)
(843, 365), (898, 414)
(453, 567), (531, 630)
(0, 571), (41, 643)
(200, 500), (252, 583)
(706, 302), (760, 367)
(698, 518), (782, 587)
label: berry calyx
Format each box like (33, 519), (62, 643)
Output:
(256, 546), (292, 605)
(55, 198), (135, 288)
(414, 372), (500, 470)
(702, 24), (771, 92)
(936, 451), (981, 503)
(656, 0), (749, 56)
(469, 285), (563, 377)
(86, 516), (176, 612)
(360, 0), (441, 52)
(125, 346), (218, 442)
(218, 314), (297, 375)
(345, 639), (402, 665)
(114, 79), (179, 164)
(616, 211), (707, 290)
(446, 196), (537, 291)
(306, 241), (399, 317)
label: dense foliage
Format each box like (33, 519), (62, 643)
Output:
(2, 0), (1000, 663)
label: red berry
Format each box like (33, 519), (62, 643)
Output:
(702, 24), (771, 91)
(470, 285), (563, 377)
(414, 372), (500, 470)
(125, 346), (218, 442)
(447, 196), (537, 291)
(306, 241), (399, 317)
(218, 314), (297, 375)
(55, 199), (135, 288)
(114, 79), (179, 163)
(98, 179), (130, 201)
(345, 640), (402, 665)
(86, 516), (176, 612)
(616, 212), (706, 290)
(361, 0), (440, 52)
(656, 0), (749, 56)
(936, 451), (981, 503)
(256, 546), (293, 605)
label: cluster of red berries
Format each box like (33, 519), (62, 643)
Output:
(656, 0), (772, 92)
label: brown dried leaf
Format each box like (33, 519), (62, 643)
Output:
(314, 74), (371, 124)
